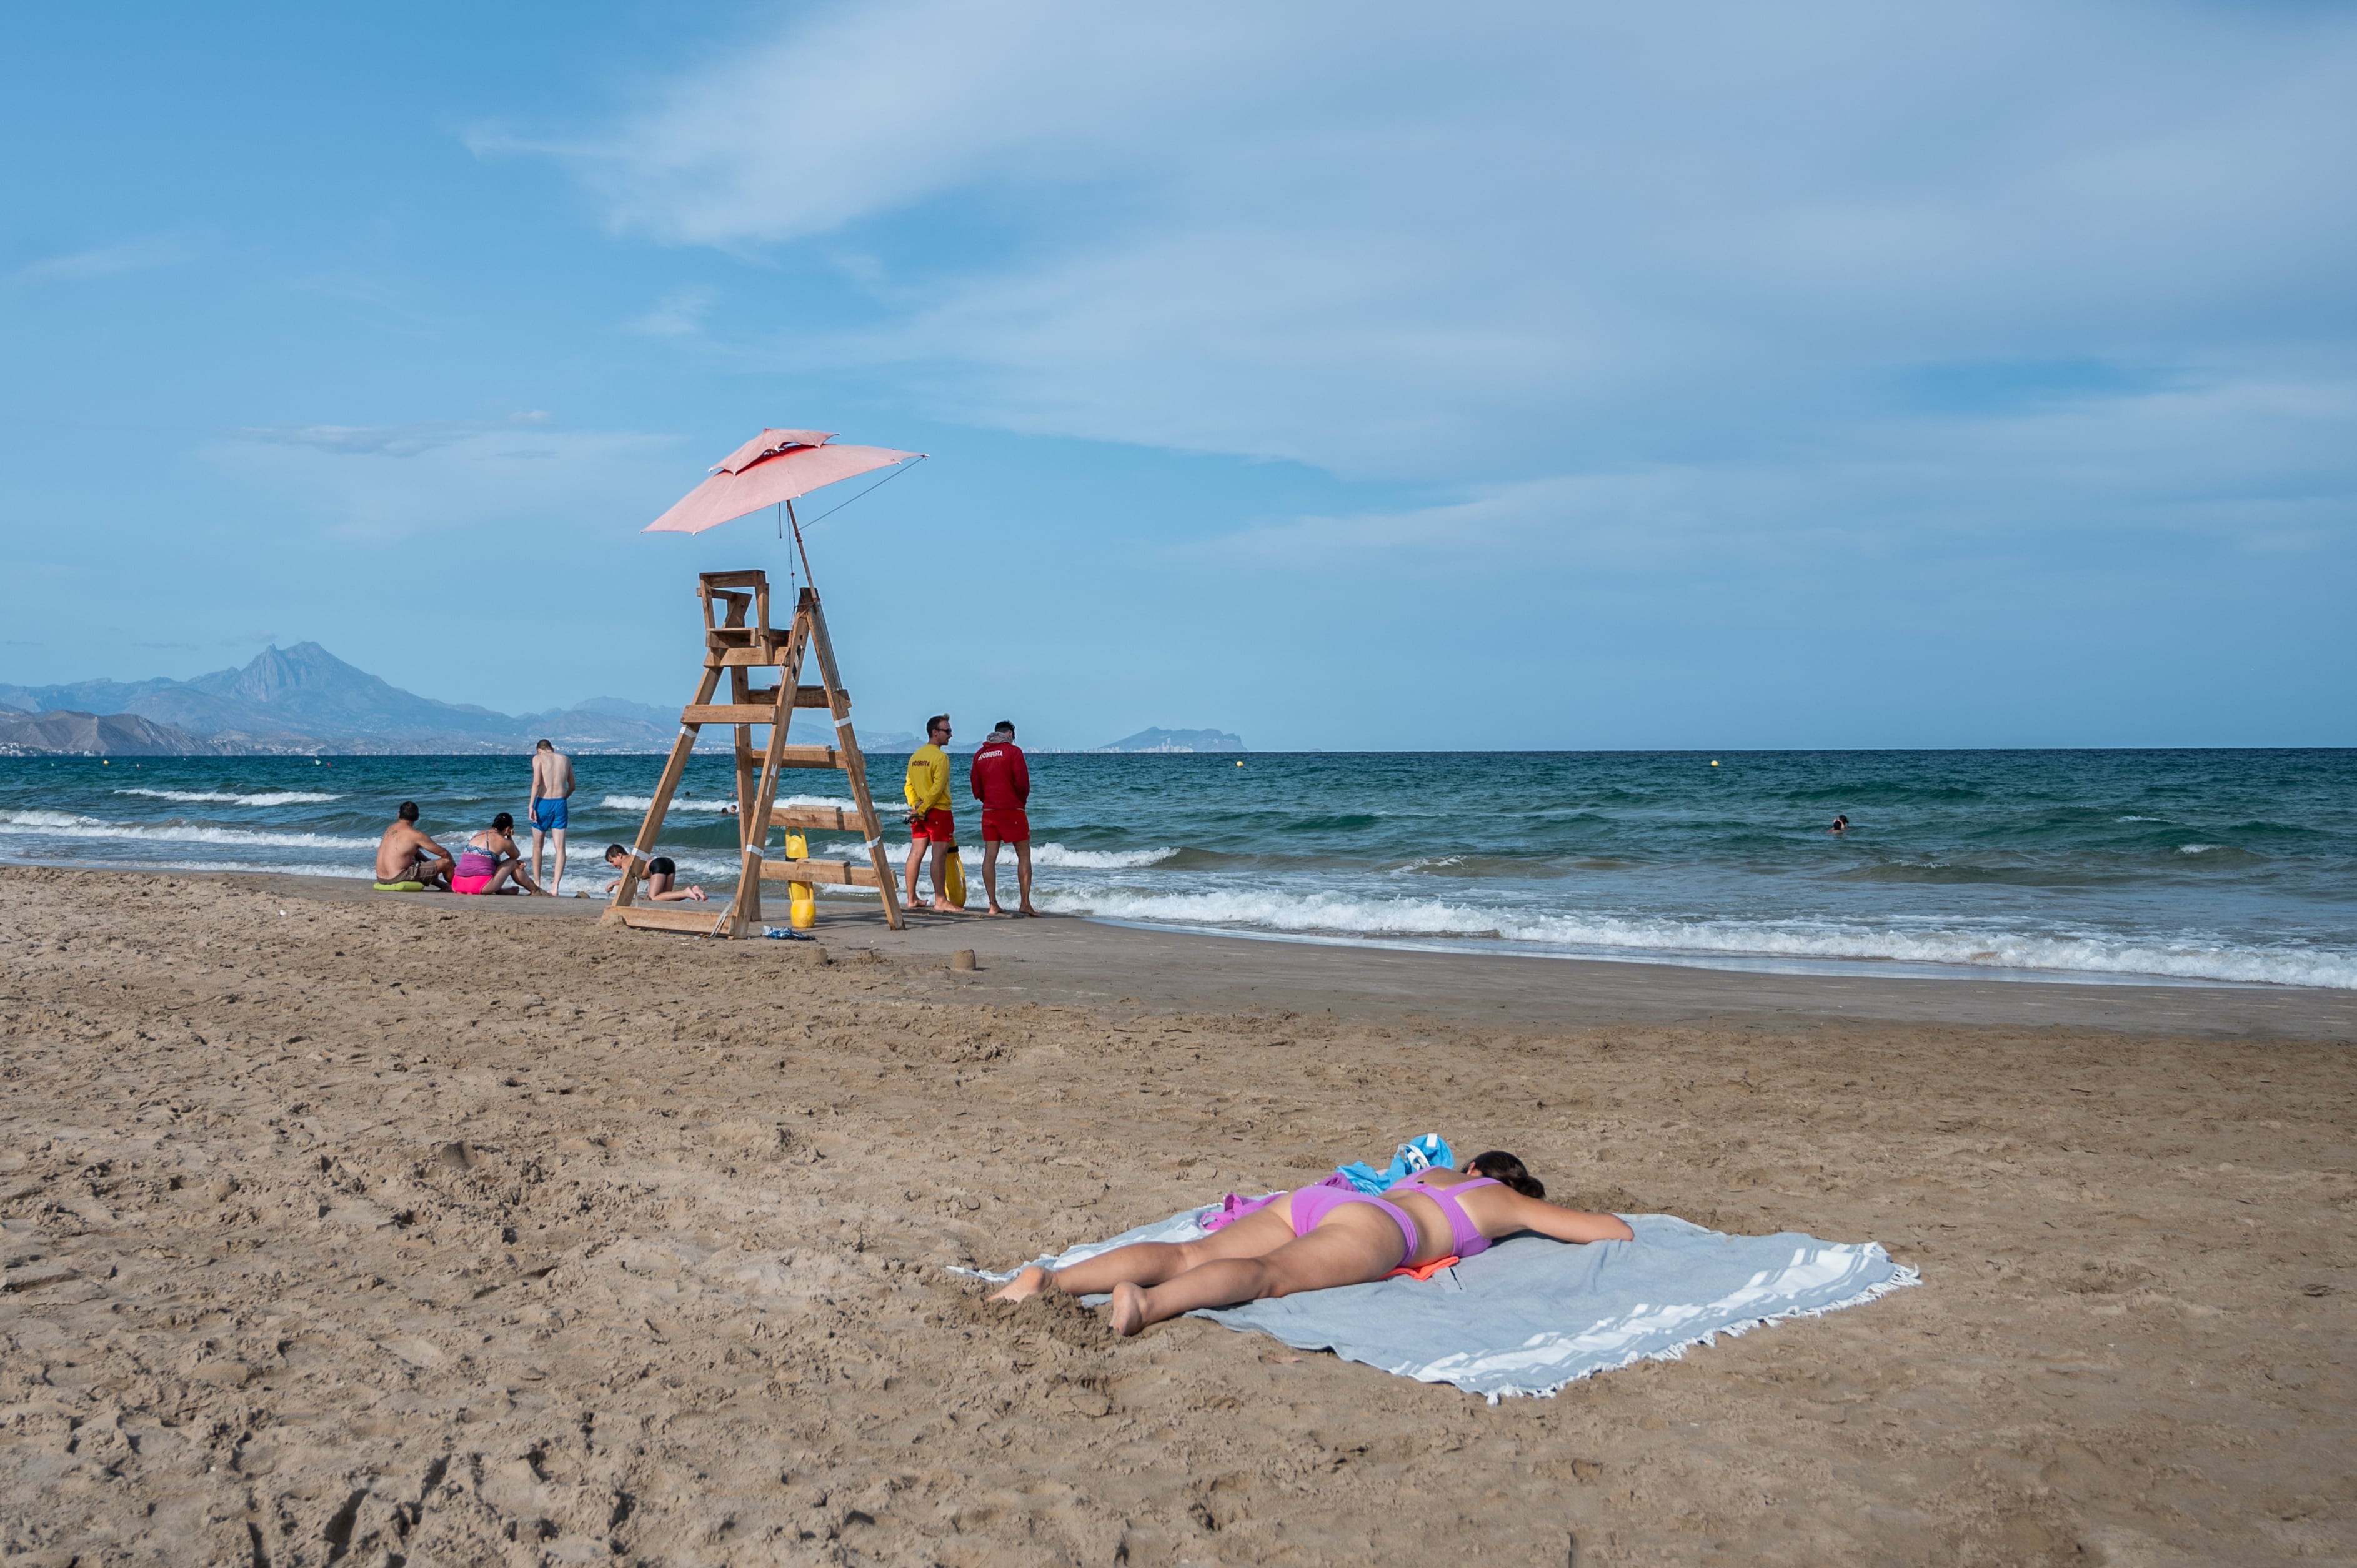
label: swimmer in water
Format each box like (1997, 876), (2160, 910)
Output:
(1830, 815), (1849, 835)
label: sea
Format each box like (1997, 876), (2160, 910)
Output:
(2, 749), (2352, 990)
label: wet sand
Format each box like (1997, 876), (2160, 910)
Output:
(1, 864), (2350, 1566)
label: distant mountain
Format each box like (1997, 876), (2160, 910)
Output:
(857, 730), (982, 755)
(1094, 727), (1246, 753)
(562, 696), (672, 725)
(0, 710), (234, 758)
(0, 644), (680, 755)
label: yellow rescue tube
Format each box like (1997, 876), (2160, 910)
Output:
(786, 832), (817, 928)
(943, 843), (968, 908)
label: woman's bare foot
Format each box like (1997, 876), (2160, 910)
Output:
(687, 885), (709, 901)
(987, 1264), (1049, 1303)
(1109, 1282), (1149, 1337)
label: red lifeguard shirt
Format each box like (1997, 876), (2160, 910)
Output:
(969, 740), (1030, 810)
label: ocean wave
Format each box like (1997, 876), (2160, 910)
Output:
(0, 855), (386, 881)
(0, 810), (379, 852)
(1029, 842), (1176, 870)
(1037, 885), (2357, 988)
(600, 793), (863, 815)
(116, 788), (345, 806)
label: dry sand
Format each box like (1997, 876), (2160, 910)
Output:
(1, 864), (2350, 1567)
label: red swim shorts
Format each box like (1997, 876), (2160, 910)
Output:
(909, 808), (956, 843)
(981, 808), (1030, 844)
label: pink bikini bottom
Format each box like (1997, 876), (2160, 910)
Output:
(1288, 1184), (1418, 1268)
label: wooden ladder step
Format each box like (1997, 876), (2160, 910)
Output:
(759, 856), (884, 888)
(683, 703), (782, 725)
(771, 806), (863, 832)
(604, 905), (741, 937)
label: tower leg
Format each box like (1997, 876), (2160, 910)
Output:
(805, 593), (904, 931)
(611, 662), (720, 915)
(733, 612), (809, 935)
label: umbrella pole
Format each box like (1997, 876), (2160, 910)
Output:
(787, 499), (817, 593)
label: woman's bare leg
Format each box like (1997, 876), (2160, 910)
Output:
(1110, 1214), (1402, 1336)
(482, 861), (544, 896)
(989, 1206), (1295, 1303)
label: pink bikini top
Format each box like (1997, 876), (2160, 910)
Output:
(1392, 1173), (1503, 1258)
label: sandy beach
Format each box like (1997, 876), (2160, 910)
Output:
(2, 864), (2350, 1566)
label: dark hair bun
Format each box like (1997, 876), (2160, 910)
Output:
(491, 811), (515, 832)
(1468, 1150), (1543, 1200)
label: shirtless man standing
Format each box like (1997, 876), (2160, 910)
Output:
(528, 739), (575, 895)
(375, 801), (454, 889)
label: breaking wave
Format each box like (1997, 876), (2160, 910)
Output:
(1028, 842), (1177, 870)
(0, 810), (377, 852)
(1034, 885), (2357, 989)
(116, 788), (344, 806)
(601, 793), (862, 815)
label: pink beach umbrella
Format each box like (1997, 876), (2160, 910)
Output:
(642, 428), (924, 537)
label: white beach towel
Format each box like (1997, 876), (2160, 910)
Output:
(972, 1208), (1919, 1401)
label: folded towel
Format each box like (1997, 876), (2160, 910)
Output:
(372, 881), (427, 892)
(973, 1208), (1918, 1401)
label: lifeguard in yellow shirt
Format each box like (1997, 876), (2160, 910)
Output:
(903, 713), (960, 913)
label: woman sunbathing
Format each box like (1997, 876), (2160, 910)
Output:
(989, 1151), (1633, 1336)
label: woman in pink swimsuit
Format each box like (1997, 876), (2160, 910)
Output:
(450, 813), (547, 896)
(989, 1151), (1633, 1337)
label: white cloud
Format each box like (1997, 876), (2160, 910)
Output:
(627, 285), (715, 338)
(9, 233), (198, 285)
(508, 0), (2357, 568)
(202, 422), (682, 543)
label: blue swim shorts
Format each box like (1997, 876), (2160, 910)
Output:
(531, 798), (569, 833)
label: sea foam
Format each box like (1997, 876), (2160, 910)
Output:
(1034, 885), (2357, 990)
(600, 793), (862, 815)
(0, 810), (377, 852)
(116, 788), (344, 806)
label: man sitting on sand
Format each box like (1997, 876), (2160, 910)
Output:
(375, 801), (453, 889)
(601, 845), (709, 902)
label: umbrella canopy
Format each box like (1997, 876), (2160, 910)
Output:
(643, 429), (923, 535)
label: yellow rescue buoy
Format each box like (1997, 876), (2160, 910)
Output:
(785, 831), (817, 929)
(943, 845), (969, 908)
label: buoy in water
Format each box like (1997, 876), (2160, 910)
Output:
(1710, 760), (1720, 767)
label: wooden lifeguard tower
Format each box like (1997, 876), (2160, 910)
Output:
(602, 569), (904, 936)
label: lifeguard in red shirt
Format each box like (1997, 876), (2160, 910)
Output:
(969, 720), (1037, 916)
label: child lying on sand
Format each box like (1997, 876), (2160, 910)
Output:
(601, 845), (709, 902)
(990, 1151), (1631, 1336)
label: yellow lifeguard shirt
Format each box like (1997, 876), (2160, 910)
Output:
(904, 743), (952, 815)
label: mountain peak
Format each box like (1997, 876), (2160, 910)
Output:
(1095, 727), (1246, 753)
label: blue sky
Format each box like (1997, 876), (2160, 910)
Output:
(3, 1), (2352, 748)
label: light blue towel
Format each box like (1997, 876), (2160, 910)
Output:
(1331, 1133), (1455, 1194)
(972, 1208), (1918, 1401)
